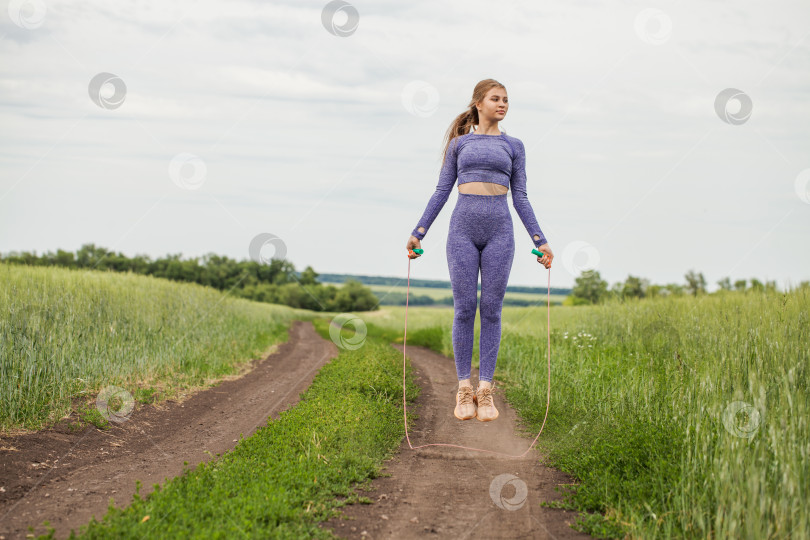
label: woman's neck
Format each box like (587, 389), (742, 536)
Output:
(473, 123), (501, 135)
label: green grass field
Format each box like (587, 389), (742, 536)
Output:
(365, 287), (810, 538)
(3, 262), (806, 538)
(0, 263), (315, 432)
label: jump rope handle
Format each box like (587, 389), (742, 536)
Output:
(531, 248), (546, 258)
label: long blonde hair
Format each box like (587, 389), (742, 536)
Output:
(440, 79), (506, 166)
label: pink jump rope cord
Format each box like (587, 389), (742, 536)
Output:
(402, 252), (551, 458)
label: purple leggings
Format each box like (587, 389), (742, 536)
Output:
(446, 192), (514, 383)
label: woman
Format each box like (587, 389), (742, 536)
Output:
(405, 79), (554, 422)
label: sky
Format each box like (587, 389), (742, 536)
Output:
(1, 0), (809, 293)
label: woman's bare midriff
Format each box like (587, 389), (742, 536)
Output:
(457, 181), (508, 195)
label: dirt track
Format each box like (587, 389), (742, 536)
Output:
(318, 342), (592, 539)
(0, 320), (338, 539)
(1, 320), (592, 539)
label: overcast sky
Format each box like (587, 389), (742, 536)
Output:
(1, 0), (808, 293)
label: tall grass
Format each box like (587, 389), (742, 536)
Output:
(366, 287), (809, 538)
(0, 263), (314, 432)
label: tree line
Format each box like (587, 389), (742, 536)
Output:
(0, 244), (379, 312)
(567, 269), (807, 305)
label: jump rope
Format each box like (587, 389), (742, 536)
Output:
(401, 246), (552, 459)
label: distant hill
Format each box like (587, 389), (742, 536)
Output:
(307, 272), (571, 297)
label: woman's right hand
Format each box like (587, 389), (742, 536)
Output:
(406, 235), (422, 259)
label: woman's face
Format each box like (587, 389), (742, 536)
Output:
(477, 87), (508, 122)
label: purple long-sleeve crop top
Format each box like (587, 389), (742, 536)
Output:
(410, 131), (549, 248)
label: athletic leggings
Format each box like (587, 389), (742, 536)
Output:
(446, 192), (514, 383)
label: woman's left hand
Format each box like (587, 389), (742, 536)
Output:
(536, 243), (553, 269)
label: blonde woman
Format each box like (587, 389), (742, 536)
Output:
(406, 79), (553, 422)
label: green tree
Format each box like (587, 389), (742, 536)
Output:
(622, 275), (645, 299)
(299, 266), (319, 286)
(52, 249), (76, 268)
(734, 279), (747, 292)
(665, 283), (685, 296)
(717, 277), (732, 291)
(327, 279), (379, 312)
(684, 269), (706, 296)
(571, 270), (608, 304)
(76, 243), (109, 268)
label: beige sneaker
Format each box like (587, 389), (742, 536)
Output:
(454, 385), (476, 420)
(474, 385), (499, 422)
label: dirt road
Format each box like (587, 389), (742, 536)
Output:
(318, 342), (593, 539)
(0, 320), (338, 539)
(1, 320), (593, 539)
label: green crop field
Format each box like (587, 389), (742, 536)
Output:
(0, 263), (315, 432)
(364, 287), (810, 538)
